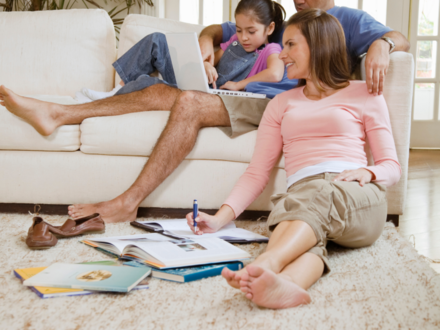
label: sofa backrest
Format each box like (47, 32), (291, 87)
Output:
(0, 9), (116, 96)
(116, 14), (204, 85)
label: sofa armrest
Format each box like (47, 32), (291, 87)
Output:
(360, 52), (414, 215)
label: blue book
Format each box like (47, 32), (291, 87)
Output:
(124, 260), (243, 283)
(23, 263), (151, 293)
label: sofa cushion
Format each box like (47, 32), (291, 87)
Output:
(80, 111), (285, 167)
(0, 96), (80, 152)
(116, 14), (205, 86)
(0, 9), (116, 96)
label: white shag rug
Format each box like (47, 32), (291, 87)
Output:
(0, 213), (439, 330)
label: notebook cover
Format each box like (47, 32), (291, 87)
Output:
(23, 263), (151, 293)
(14, 261), (150, 298)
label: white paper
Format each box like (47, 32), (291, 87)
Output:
(136, 219), (268, 241)
(84, 233), (174, 254)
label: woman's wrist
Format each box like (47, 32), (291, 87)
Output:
(215, 205), (236, 228)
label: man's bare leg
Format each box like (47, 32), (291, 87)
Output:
(0, 84), (179, 136)
(222, 220), (324, 309)
(68, 91), (231, 223)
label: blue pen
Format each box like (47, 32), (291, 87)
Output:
(193, 199), (198, 232)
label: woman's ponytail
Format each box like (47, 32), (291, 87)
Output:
(235, 0), (286, 35)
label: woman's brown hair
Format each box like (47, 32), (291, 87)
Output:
(286, 9), (350, 90)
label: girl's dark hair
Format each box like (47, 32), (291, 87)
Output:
(235, 0), (286, 35)
(286, 9), (350, 90)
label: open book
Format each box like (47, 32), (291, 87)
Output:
(130, 219), (269, 243)
(82, 233), (250, 269)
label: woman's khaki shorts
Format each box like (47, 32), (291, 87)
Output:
(218, 94), (270, 138)
(267, 173), (388, 273)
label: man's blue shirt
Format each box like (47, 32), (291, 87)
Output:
(220, 6), (392, 98)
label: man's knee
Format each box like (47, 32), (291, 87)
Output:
(142, 32), (166, 44)
(172, 91), (203, 117)
(172, 90), (229, 127)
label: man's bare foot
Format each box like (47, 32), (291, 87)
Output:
(238, 265), (311, 309)
(68, 196), (138, 223)
(222, 267), (249, 289)
(0, 85), (62, 136)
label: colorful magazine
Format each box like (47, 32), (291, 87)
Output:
(23, 263), (151, 293)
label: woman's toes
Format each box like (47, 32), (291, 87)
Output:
(245, 293), (253, 300)
(239, 279), (250, 287)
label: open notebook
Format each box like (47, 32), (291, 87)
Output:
(130, 219), (269, 243)
(82, 233), (250, 269)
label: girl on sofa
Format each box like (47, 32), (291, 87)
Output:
(76, 0), (286, 102)
(185, 9), (401, 309)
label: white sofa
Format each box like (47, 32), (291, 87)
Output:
(0, 9), (414, 222)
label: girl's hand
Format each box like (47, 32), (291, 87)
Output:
(333, 169), (376, 186)
(219, 81), (244, 91)
(204, 62), (218, 89)
(186, 211), (225, 235)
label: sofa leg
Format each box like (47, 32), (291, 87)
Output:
(386, 214), (399, 227)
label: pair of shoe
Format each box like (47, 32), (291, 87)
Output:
(26, 213), (105, 250)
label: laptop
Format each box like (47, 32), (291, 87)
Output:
(165, 32), (266, 99)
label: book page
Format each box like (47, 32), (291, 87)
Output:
(125, 237), (250, 268)
(84, 233), (174, 254)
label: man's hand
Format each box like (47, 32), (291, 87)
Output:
(365, 31), (410, 96)
(333, 168), (375, 187)
(204, 62), (218, 89)
(219, 81), (244, 91)
(199, 35), (216, 66)
(365, 39), (390, 96)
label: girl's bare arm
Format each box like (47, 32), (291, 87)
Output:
(220, 53), (284, 91)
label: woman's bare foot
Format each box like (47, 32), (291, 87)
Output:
(0, 85), (62, 136)
(68, 196), (138, 223)
(222, 267), (249, 289)
(239, 265), (311, 309)
(222, 252), (277, 289)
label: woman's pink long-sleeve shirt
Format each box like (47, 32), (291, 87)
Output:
(224, 81), (401, 218)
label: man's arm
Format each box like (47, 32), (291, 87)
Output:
(199, 25), (223, 66)
(365, 31), (410, 96)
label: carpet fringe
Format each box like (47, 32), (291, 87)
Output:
(408, 235), (440, 264)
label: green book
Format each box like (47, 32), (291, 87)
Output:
(23, 263), (151, 293)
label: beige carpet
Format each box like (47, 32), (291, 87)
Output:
(1, 213), (439, 330)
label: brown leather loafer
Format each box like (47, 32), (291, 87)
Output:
(26, 217), (58, 250)
(48, 213), (105, 238)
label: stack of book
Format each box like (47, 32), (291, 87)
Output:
(15, 219), (265, 297)
(14, 260), (151, 299)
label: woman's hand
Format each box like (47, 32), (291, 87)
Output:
(204, 62), (218, 89)
(219, 81), (244, 91)
(186, 205), (236, 235)
(333, 169), (376, 186)
(186, 211), (225, 235)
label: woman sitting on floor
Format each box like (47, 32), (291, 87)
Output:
(185, 8), (401, 309)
